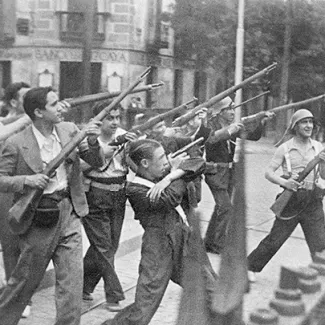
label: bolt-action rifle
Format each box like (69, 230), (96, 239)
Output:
(109, 97), (198, 146)
(65, 82), (164, 108)
(242, 94), (325, 126)
(172, 62), (277, 127)
(8, 67), (152, 235)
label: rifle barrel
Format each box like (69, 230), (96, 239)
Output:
(66, 82), (164, 107)
(271, 94), (325, 114)
(171, 137), (204, 158)
(232, 91), (270, 109)
(172, 62), (277, 127)
(241, 93), (325, 124)
(130, 97), (198, 133)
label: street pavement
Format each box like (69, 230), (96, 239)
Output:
(11, 137), (316, 324)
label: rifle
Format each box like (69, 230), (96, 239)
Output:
(270, 148), (325, 220)
(241, 93), (325, 126)
(208, 93), (325, 144)
(65, 82), (164, 108)
(172, 62), (277, 127)
(109, 97), (198, 146)
(232, 90), (270, 109)
(171, 137), (204, 158)
(8, 67), (152, 235)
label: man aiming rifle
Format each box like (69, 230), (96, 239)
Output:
(0, 67), (152, 324)
(203, 96), (274, 255)
(0, 87), (105, 325)
(111, 138), (214, 325)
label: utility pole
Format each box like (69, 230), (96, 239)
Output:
(276, 0), (293, 142)
(80, 0), (95, 122)
(234, 0), (245, 122)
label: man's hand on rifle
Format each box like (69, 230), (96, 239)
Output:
(227, 122), (244, 136)
(283, 177), (303, 192)
(24, 174), (50, 189)
(261, 111), (275, 125)
(85, 120), (102, 145)
(124, 132), (138, 142)
(59, 100), (71, 114)
(147, 152), (189, 203)
(196, 107), (208, 121)
(168, 152), (189, 171)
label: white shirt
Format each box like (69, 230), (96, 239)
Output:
(32, 125), (68, 194)
(87, 127), (128, 179)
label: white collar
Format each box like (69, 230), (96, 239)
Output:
(132, 176), (189, 226)
(32, 124), (61, 149)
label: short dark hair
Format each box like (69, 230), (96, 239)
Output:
(3, 82), (30, 104)
(23, 87), (53, 120)
(92, 100), (123, 117)
(128, 139), (162, 166)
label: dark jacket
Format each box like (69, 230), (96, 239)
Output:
(127, 158), (205, 231)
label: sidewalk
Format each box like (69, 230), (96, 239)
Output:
(10, 137), (316, 324)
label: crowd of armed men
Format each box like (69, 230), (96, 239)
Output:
(0, 80), (325, 325)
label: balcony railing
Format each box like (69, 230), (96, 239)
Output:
(56, 11), (110, 42)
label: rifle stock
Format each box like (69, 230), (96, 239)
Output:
(172, 62), (277, 127)
(8, 67), (152, 235)
(270, 150), (324, 218)
(8, 189), (43, 234)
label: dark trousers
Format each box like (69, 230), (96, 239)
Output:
(204, 175), (233, 253)
(0, 193), (19, 281)
(248, 198), (325, 272)
(0, 198), (83, 325)
(82, 186), (126, 302)
(112, 223), (188, 325)
(0, 193), (32, 307)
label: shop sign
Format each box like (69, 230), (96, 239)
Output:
(92, 50), (128, 63)
(35, 48), (82, 61)
(0, 49), (33, 60)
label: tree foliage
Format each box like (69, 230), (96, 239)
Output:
(171, 0), (325, 101)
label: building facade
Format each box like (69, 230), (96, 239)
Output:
(0, 0), (218, 122)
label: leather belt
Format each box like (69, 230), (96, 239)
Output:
(90, 181), (125, 192)
(87, 175), (126, 185)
